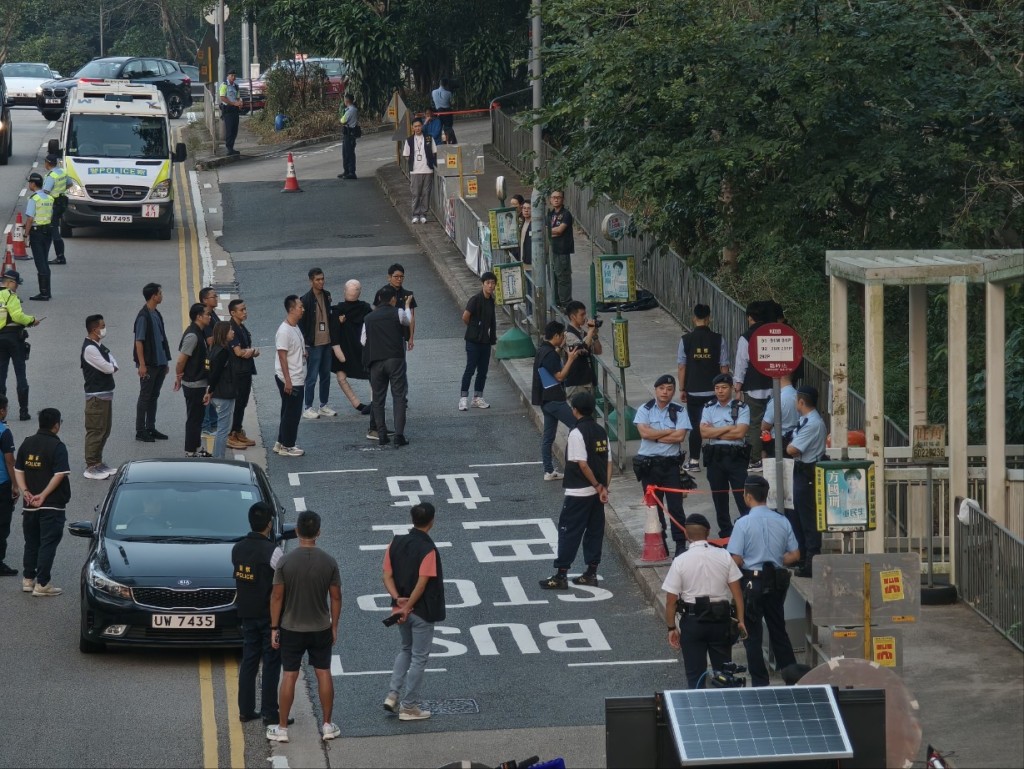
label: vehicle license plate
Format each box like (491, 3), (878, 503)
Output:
(100, 214), (133, 223)
(151, 614), (215, 628)
(45, 98), (62, 105)
(141, 204), (160, 218)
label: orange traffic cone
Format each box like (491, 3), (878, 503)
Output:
(12, 214), (28, 259)
(281, 152), (302, 193)
(3, 235), (14, 272)
(638, 486), (670, 564)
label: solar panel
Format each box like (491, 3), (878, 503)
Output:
(663, 685), (854, 766)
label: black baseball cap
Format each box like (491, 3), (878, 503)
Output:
(654, 374), (676, 388)
(1, 269), (23, 285)
(45, 154), (59, 165)
(712, 373), (734, 386)
(27, 172), (43, 186)
(684, 513), (711, 529)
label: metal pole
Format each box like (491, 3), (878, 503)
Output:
(217, 0), (226, 88)
(772, 378), (786, 513)
(529, 0), (547, 339)
(926, 463), (935, 588)
(241, 15), (251, 83)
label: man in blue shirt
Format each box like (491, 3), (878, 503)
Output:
(728, 475), (800, 686)
(786, 385), (828, 577)
(760, 373), (799, 457)
(700, 373), (750, 537)
(633, 374), (690, 558)
(430, 78), (456, 143)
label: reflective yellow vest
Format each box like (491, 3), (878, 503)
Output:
(47, 166), (68, 196)
(30, 191), (53, 227)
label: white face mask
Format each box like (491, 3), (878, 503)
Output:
(98, 328), (107, 339)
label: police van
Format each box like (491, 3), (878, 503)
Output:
(52, 80), (187, 240)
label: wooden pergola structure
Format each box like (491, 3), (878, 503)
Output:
(826, 249), (1023, 567)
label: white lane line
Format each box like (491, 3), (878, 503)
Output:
(208, 207), (217, 214)
(47, 121), (55, 130)
(567, 659), (679, 667)
(331, 655), (445, 676)
(268, 756), (290, 769)
(3, 224), (10, 235)
(233, 453), (246, 460)
(288, 468), (377, 486)
(188, 170), (214, 285)
(32, 161), (38, 168)
(469, 461), (542, 467)
(359, 542), (452, 552)
(19, 188), (26, 197)
(203, 183), (212, 189)
(212, 229), (222, 237)
(293, 497), (306, 511)
(216, 259), (227, 267)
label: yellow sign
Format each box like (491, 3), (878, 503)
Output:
(833, 630), (857, 638)
(872, 636), (897, 667)
(891, 615), (916, 623)
(879, 569), (905, 602)
(465, 176), (478, 199)
(446, 154), (458, 169)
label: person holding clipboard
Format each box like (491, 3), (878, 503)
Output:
(531, 321), (584, 481)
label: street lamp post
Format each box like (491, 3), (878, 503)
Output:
(529, 0), (548, 339)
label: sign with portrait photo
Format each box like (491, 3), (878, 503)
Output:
(493, 262), (526, 306)
(814, 460), (877, 532)
(488, 207), (520, 251)
(597, 254), (636, 303)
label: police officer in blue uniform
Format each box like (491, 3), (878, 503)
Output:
(700, 373), (750, 537)
(727, 475), (800, 687)
(219, 69), (242, 156)
(23, 173), (53, 301)
(786, 385), (828, 577)
(760, 372), (799, 458)
(42, 155), (68, 266)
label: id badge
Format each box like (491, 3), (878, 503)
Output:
(319, 322), (326, 332)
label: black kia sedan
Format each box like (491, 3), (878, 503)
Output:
(37, 56), (193, 121)
(69, 459), (295, 653)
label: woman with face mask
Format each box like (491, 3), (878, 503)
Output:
(82, 314), (119, 480)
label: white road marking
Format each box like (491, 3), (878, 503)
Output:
(19, 188), (26, 197)
(208, 207), (217, 214)
(47, 122), (55, 130)
(567, 659), (678, 667)
(330, 655), (445, 677)
(468, 461), (542, 467)
(216, 259), (227, 267)
(32, 162), (38, 168)
(288, 468), (377, 486)
(267, 756), (289, 768)
(293, 497), (306, 511)
(358, 542), (452, 552)
(233, 453), (246, 460)
(188, 171), (214, 284)
(204, 182), (212, 189)
(3, 224), (10, 234)
(212, 229), (222, 237)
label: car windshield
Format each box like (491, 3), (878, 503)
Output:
(75, 60), (125, 79)
(1, 63), (53, 78)
(67, 114), (168, 159)
(104, 482), (264, 541)
(312, 60), (347, 77)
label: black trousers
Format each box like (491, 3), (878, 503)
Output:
(369, 358), (409, 437)
(0, 332), (29, 409)
(183, 387), (206, 452)
(742, 579), (796, 686)
(439, 114), (456, 143)
(684, 395), (712, 462)
(239, 617), (281, 718)
(553, 494), (605, 571)
(222, 108), (239, 151)
(51, 197), (66, 258)
(275, 377), (304, 447)
(135, 365), (167, 433)
(0, 481), (12, 562)
(706, 452), (749, 537)
(22, 507), (65, 586)
(231, 374), (253, 433)
(678, 614), (732, 689)
(793, 468), (819, 563)
(29, 228), (52, 282)
(638, 460), (687, 557)
(342, 133), (357, 176)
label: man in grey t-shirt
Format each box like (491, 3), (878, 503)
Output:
(269, 510), (342, 743)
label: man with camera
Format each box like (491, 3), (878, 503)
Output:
(662, 513), (746, 689)
(727, 475), (801, 687)
(531, 321), (583, 481)
(632, 374), (690, 558)
(700, 373), (751, 538)
(562, 301), (602, 399)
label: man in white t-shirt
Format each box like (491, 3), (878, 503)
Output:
(274, 296), (307, 457)
(402, 119), (437, 224)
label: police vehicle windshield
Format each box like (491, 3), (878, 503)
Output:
(67, 114), (169, 159)
(105, 483), (263, 541)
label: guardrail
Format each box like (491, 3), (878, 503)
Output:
(491, 108), (909, 447)
(955, 500), (1024, 651)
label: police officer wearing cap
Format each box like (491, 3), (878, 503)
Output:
(219, 69), (242, 156)
(727, 475), (800, 687)
(0, 270), (40, 420)
(42, 154), (68, 266)
(662, 512), (746, 689)
(787, 385), (828, 577)
(24, 172), (53, 301)
(633, 374), (690, 558)
(700, 373), (750, 537)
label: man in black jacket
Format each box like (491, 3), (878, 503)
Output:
(459, 271), (497, 411)
(133, 283), (171, 442)
(362, 286), (412, 447)
(233, 502), (286, 725)
(382, 502), (445, 721)
(300, 268), (336, 421)
(677, 303), (730, 472)
(15, 407), (70, 597)
(531, 321), (583, 481)
(173, 303), (212, 457)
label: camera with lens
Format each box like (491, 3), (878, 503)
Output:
(567, 341), (589, 355)
(592, 317), (603, 329)
(710, 661), (747, 688)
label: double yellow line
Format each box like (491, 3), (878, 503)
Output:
(170, 143), (244, 768)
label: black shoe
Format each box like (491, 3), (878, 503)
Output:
(136, 431), (156, 443)
(344, 174), (357, 179)
(195, 448), (213, 458)
(19, 411), (30, 422)
(230, 150), (241, 156)
(48, 257), (67, 265)
(262, 714), (295, 726)
(378, 431), (391, 446)
(239, 711), (261, 723)
(28, 293), (49, 301)
(148, 429), (169, 440)
(394, 434), (409, 447)
(571, 572), (598, 586)
(539, 574), (568, 590)
(0, 562), (18, 576)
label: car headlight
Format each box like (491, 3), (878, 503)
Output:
(88, 564), (132, 600)
(36, 86), (43, 94)
(149, 180), (171, 201)
(67, 179), (87, 199)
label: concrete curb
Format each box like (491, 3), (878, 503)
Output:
(193, 124), (393, 170)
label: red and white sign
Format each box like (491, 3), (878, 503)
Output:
(748, 322), (803, 378)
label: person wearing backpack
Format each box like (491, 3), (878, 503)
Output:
(458, 272), (497, 412)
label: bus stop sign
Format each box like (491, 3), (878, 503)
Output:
(748, 322), (803, 378)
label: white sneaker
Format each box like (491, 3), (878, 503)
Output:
(22, 578), (34, 593)
(302, 408), (320, 420)
(411, 216), (419, 224)
(398, 704), (432, 721)
(32, 583), (63, 597)
(265, 725), (289, 742)
(83, 466), (108, 480)
(321, 722), (341, 741)
(472, 396), (490, 409)
(383, 691), (399, 713)
(318, 404), (337, 417)
(282, 446), (305, 457)
(272, 442), (285, 455)
(544, 470), (564, 481)
(458, 397), (468, 411)
(419, 216), (428, 224)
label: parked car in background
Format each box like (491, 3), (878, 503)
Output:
(0, 72), (12, 165)
(237, 57), (348, 114)
(37, 56), (193, 120)
(1, 62), (56, 106)
(178, 63), (204, 101)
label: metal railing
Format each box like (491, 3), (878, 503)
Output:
(956, 501), (1024, 651)
(491, 108), (909, 447)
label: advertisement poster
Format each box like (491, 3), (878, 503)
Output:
(488, 207), (519, 250)
(493, 262), (525, 305)
(597, 254), (636, 303)
(814, 460), (876, 531)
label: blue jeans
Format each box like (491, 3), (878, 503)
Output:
(238, 618), (281, 718)
(210, 397), (235, 457)
(202, 402), (218, 432)
(460, 340), (491, 395)
(554, 494), (605, 570)
(389, 613), (435, 708)
(22, 508), (65, 586)
(541, 400), (576, 473)
(303, 344), (332, 409)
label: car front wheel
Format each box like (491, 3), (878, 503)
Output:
(167, 95), (184, 119)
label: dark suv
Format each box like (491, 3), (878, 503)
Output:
(0, 71), (12, 165)
(38, 57), (193, 120)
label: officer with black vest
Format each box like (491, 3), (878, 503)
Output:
(539, 391), (611, 590)
(677, 303), (730, 473)
(173, 303), (212, 457)
(633, 374), (691, 558)
(232, 501), (285, 725)
(403, 118), (437, 224)
(733, 301), (774, 470)
(361, 286), (413, 446)
(700, 373), (751, 537)
(383, 502), (446, 721)
(81, 314), (117, 480)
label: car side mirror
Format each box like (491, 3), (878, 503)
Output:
(174, 142), (187, 163)
(68, 521), (96, 538)
(281, 523), (297, 541)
